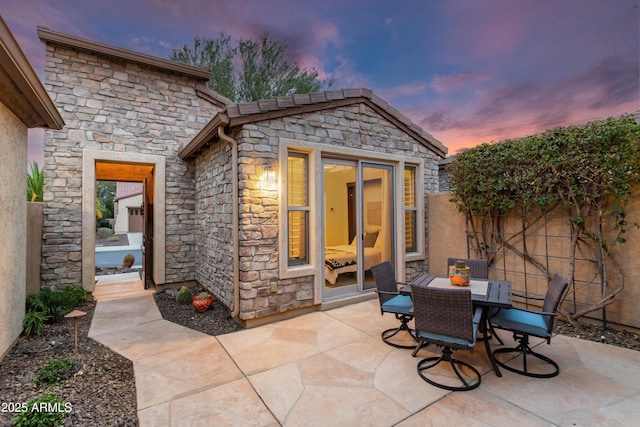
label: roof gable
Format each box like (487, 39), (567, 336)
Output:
(180, 88), (447, 159)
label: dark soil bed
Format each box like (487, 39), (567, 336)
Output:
(154, 287), (244, 336)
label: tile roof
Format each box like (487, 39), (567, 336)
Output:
(115, 182), (143, 201)
(224, 88), (447, 157)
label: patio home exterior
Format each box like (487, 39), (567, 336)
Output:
(38, 28), (447, 326)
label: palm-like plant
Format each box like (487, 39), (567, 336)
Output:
(27, 161), (44, 202)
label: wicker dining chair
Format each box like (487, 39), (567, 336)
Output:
(411, 284), (482, 391)
(371, 261), (415, 349)
(447, 258), (489, 280)
(446, 257), (502, 344)
(489, 273), (569, 378)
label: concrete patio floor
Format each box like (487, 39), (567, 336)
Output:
(89, 278), (640, 426)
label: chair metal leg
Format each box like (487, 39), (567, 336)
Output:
(480, 307), (503, 345)
(381, 313), (416, 349)
(417, 347), (481, 391)
(492, 334), (560, 378)
(479, 323), (504, 345)
(411, 339), (429, 357)
(488, 323), (504, 344)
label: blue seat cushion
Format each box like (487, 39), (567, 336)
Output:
(491, 308), (550, 339)
(381, 294), (413, 315)
(415, 321), (478, 350)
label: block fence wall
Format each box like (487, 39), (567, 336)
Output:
(428, 190), (640, 330)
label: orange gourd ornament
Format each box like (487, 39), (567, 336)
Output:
(448, 260), (471, 286)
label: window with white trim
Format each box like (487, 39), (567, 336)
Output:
(287, 151), (309, 265)
(404, 165), (418, 253)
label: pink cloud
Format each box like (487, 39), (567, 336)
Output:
(313, 21), (341, 48)
(440, 0), (536, 63)
(429, 72), (492, 94)
(27, 129), (44, 167)
(330, 55), (370, 89)
(375, 82), (427, 102)
(416, 53), (639, 155)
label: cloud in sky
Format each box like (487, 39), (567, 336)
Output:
(429, 73), (492, 94)
(2, 0), (637, 163)
(416, 53), (639, 153)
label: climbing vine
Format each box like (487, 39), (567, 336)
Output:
(448, 114), (640, 324)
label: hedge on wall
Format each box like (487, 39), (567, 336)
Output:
(448, 114), (640, 323)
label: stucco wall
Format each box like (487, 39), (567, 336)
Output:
(27, 202), (43, 295)
(0, 102), (27, 359)
(215, 103), (441, 321)
(428, 192), (640, 329)
(41, 43), (221, 287)
(113, 193), (143, 234)
(427, 194), (469, 276)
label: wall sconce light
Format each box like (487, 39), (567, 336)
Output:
(259, 160), (277, 191)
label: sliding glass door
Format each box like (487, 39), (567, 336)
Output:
(322, 158), (394, 299)
(323, 159), (358, 298)
(361, 163), (393, 290)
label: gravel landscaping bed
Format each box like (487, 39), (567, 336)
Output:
(553, 319), (640, 351)
(0, 302), (137, 426)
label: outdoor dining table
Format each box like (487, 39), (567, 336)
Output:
(401, 273), (512, 377)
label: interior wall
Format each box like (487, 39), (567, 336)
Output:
(324, 168), (351, 246)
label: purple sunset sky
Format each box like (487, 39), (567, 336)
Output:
(3, 0), (638, 165)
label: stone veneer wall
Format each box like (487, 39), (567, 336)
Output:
(41, 44), (220, 287)
(226, 103), (440, 321)
(193, 139), (235, 308)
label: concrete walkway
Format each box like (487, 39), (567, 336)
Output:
(89, 279), (640, 426)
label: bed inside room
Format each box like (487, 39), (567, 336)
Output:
(324, 230), (382, 286)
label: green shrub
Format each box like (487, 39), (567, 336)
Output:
(25, 293), (46, 313)
(107, 235), (121, 242)
(23, 286), (86, 336)
(58, 285), (87, 308)
(37, 286), (86, 321)
(12, 393), (69, 427)
(26, 161), (44, 203)
(36, 357), (82, 386)
(34, 288), (64, 321)
(22, 311), (49, 337)
(96, 227), (113, 238)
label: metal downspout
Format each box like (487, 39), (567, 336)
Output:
(216, 115), (240, 319)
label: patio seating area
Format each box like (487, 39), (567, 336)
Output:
(89, 278), (640, 426)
